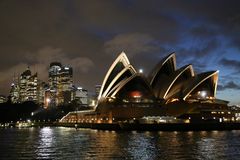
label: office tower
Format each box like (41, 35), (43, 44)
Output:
(74, 87), (88, 107)
(48, 62), (62, 106)
(58, 66), (73, 105)
(95, 85), (101, 98)
(26, 73), (38, 102)
(0, 95), (6, 103)
(10, 82), (19, 103)
(19, 67), (32, 102)
(37, 81), (47, 106)
(48, 62), (73, 106)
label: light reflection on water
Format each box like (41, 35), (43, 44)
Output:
(36, 127), (55, 159)
(0, 127), (240, 159)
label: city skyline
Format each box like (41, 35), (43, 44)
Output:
(0, 1), (240, 105)
(8, 62), (90, 108)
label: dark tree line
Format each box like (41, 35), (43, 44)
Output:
(0, 101), (92, 123)
(0, 101), (39, 123)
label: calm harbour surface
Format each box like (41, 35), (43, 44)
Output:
(0, 127), (240, 160)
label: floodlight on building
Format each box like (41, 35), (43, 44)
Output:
(46, 98), (51, 103)
(200, 91), (207, 98)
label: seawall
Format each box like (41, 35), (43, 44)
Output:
(58, 122), (240, 131)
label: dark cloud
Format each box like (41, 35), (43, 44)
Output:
(219, 58), (240, 73)
(218, 81), (240, 91)
(178, 38), (220, 57)
(189, 25), (218, 38)
(175, 38), (220, 73)
(104, 33), (160, 58)
(73, 1), (179, 40)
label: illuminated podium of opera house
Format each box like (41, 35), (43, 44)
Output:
(60, 52), (236, 124)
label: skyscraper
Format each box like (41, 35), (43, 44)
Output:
(8, 63), (75, 108)
(37, 81), (47, 106)
(48, 62), (73, 106)
(19, 67), (32, 102)
(9, 73), (20, 103)
(26, 73), (38, 102)
(48, 62), (62, 106)
(74, 86), (88, 107)
(58, 66), (73, 105)
(95, 85), (101, 98)
(0, 95), (6, 103)
(49, 62), (62, 90)
(10, 67), (40, 104)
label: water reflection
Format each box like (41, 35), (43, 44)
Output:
(126, 132), (158, 160)
(197, 138), (218, 159)
(0, 128), (240, 159)
(81, 130), (119, 159)
(36, 127), (56, 159)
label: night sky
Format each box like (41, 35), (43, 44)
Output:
(0, 1), (240, 105)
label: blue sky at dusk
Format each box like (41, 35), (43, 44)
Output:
(0, 0), (240, 105)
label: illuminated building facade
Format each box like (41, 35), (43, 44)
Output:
(74, 87), (88, 107)
(57, 66), (73, 105)
(44, 89), (56, 108)
(48, 62), (62, 106)
(0, 95), (6, 103)
(19, 67), (32, 102)
(12, 67), (38, 103)
(48, 62), (73, 106)
(49, 62), (62, 89)
(26, 73), (38, 102)
(9, 67), (41, 104)
(37, 81), (47, 106)
(60, 52), (234, 124)
(7, 64), (78, 107)
(17, 68), (39, 103)
(10, 82), (19, 103)
(95, 85), (101, 98)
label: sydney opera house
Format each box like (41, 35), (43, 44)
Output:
(60, 52), (236, 124)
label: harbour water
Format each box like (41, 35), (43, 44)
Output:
(0, 127), (240, 159)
